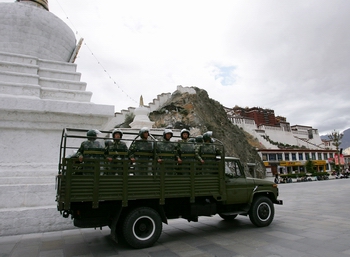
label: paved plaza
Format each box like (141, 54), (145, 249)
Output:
(1, 178), (350, 257)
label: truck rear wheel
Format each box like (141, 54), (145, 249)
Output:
(122, 207), (162, 249)
(249, 196), (274, 227)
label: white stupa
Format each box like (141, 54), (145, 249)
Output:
(0, 0), (117, 236)
(129, 95), (155, 129)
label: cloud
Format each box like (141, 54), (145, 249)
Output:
(4, 0), (350, 135)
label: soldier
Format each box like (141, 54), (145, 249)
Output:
(156, 129), (181, 163)
(105, 129), (128, 175)
(194, 135), (205, 164)
(76, 129), (104, 162)
(76, 129), (104, 174)
(197, 131), (222, 163)
(177, 129), (197, 173)
(178, 128), (190, 143)
(106, 129), (128, 160)
(129, 127), (154, 174)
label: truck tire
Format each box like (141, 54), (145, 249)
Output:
(249, 196), (274, 227)
(122, 207), (162, 249)
(219, 214), (238, 221)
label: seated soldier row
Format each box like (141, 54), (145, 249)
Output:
(76, 128), (222, 165)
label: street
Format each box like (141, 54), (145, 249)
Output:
(1, 179), (350, 257)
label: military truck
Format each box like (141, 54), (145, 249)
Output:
(56, 128), (283, 249)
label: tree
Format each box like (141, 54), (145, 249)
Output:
(327, 130), (344, 172)
(305, 160), (314, 173)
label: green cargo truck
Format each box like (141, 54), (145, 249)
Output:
(56, 128), (283, 249)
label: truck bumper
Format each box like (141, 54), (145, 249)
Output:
(275, 199), (283, 205)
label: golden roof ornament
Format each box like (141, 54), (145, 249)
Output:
(17, 0), (49, 11)
(139, 95), (144, 107)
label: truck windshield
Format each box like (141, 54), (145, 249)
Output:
(225, 161), (242, 177)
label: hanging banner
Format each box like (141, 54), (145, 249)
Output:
(340, 154), (345, 165)
(334, 154), (339, 165)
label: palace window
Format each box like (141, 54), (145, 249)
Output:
(311, 153), (316, 160)
(291, 153), (297, 160)
(277, 153), (283, 161)
(268, 154), (277, 161)
(298, 153), (303, 160)
(285, 153), (290, 161)
(318, 153), (322, 160)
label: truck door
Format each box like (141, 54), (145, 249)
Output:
(224, 160), (250, 204)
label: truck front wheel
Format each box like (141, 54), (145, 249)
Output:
(249, 196), (274, 227)
(123, 207), (162, 249)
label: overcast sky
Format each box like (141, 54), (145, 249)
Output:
(8, 0), (350, 135)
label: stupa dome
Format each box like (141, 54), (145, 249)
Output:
(0, 2), (76, 62)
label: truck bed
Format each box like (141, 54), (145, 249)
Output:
(56, 158), (227, 211)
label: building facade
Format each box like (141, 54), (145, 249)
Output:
(225, 106), (338, 176)
(260, 149), (334, 175)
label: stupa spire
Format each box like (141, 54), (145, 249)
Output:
(139, 95), (144, 107)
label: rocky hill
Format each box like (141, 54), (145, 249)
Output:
(149, 87), (266, 178)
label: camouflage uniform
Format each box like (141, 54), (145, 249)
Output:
(178, 140), (196, 161)
(177, 139), (196, 173)
(156, 129), (178, 162)
(193, 136), (206, 160)
(77, 140), (104, 159)
(156, 139), (179, 160)
(76, 130), (104, 174)
(177, 129), (194, 161)
(156, 129), (179, 175)
(129, 139), (154, 159)
(105, 140), (128, 158)
(198, 142), (221, 162)
(198, 132), (222, 174)
(105, 139), (128, 175)
(129, 128), (154, 175)
(198, 131), (222, 162)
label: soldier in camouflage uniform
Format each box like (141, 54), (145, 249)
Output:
(76, 129), (104, 174)
(156, 129), (181, 164)
(155, 129), (181, 175)
(194, 135), (205, 164)
(177, 129), (196, 172)
(129, 127), (154, 174)
(105, 129), (128, 175)
(77, 129), (104, 162)
(178, 128), (190, 143)
(195, 131), (222, 174)
(197, 131), (222, 162)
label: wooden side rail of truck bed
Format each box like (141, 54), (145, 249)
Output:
(56, 157), (227, 211)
